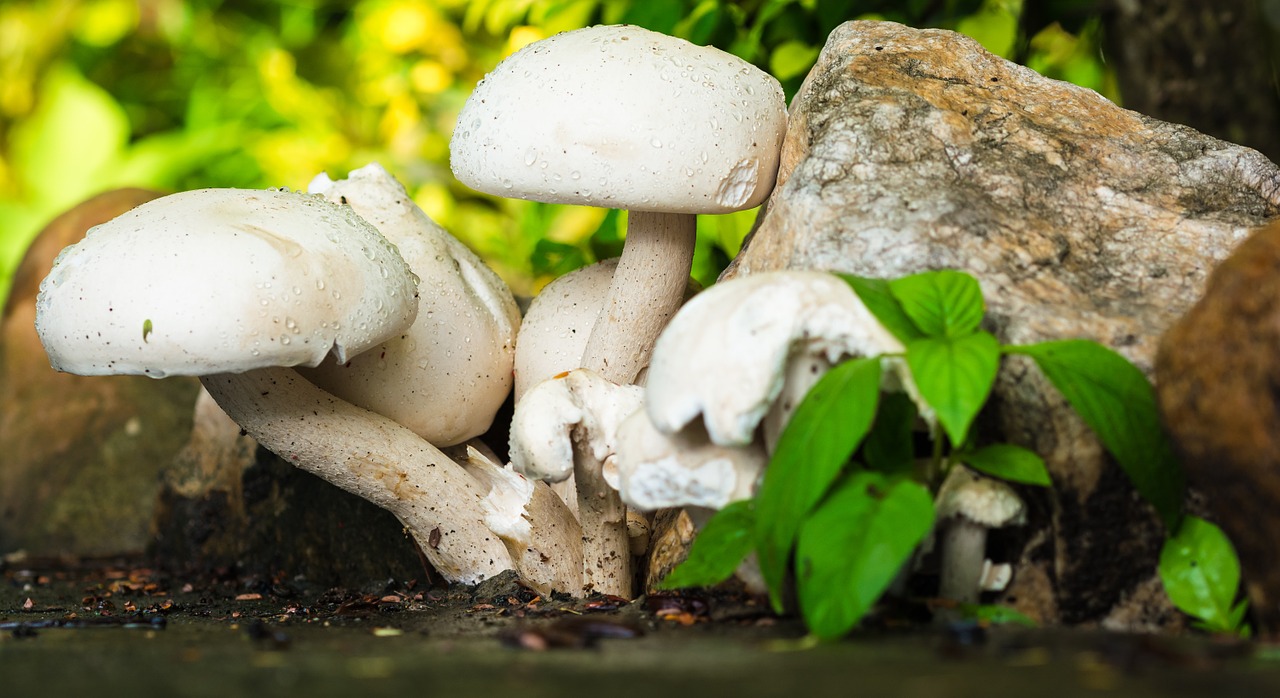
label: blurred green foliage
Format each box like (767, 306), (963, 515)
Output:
(0, 0), (1115, 308)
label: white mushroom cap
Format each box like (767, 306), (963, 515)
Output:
(646, 270), (922, 446)
(450, 24), (787, 213)
(299, 164), (520, 446)
(935, 467), (1027, 528)
(514, 258), (619, 402)
(614, 407), (766, 512)
(36, 188), (418, 378)
(509, 368), (644, 483)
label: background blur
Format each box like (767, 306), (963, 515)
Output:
(0, 0), (1272, 309)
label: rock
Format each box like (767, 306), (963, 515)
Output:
(0, 189), (201, 556)
(726, 20), (1280, 628)
(1156, 221), (1280, 634)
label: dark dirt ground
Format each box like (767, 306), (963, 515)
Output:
(4, 554), (1280, 697)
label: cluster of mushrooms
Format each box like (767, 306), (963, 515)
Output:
(35, 25), (1024, 603)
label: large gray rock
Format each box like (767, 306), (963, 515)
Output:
(727, 20), (1280, 629)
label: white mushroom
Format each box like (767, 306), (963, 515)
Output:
(614, 406), (766, 512)
(302, 164), (520, 447)
(36, 187), (416, 376)
(451, 24), (787, 386)
(509, 368), (644, 597)
(514, 258), (619, 402)
(934, 466), (1026, 604)
(34, 185), (562, 588)
(645, 270), (928, 448)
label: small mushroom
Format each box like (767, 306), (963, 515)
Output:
(645, 270), (928, 448)
(509, 368), (644, 597)
(451, 24), (787, 386)
(934, 467), (1026, 604)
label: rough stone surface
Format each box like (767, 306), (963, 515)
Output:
(1157, 222), (1280, 635)
(0, 189), (201, 556)
(726, 21), (1280, 628)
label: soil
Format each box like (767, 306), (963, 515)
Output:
(3, 553), (1279, 697)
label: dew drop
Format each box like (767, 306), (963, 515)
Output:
(650, 138), (662, 148)
(524, 149), (537, 166)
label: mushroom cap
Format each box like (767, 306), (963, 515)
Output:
(450, 24), (787, 214)
(514, 258), (619, 402)
(646, 270), (914, 446)
(615, 407), (765, 512)
(935, 467), (1027, 528)
(509, 368), (643, 483)
(36, 188), (418, 378)
(300, 164), (520, 446)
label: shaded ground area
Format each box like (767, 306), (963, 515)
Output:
(2, 555), (1279, 697)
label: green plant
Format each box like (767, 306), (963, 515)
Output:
(661, 269), (1248, 639)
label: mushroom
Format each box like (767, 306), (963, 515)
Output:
(514, 258), (619, 402)
(302, 163), (520, 446)
(509, 368), (644, 597)
(452, 444), (583, 595)
(35, 184), (572, 589)
(614, 406), (766, 513)
(645, 270), (929, 448)
(451, 24), (787, 386)
(934, 466), (1026, 604)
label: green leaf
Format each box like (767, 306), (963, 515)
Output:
(1009, 340), (1185, 529)
(756, 357), (883, 611)
(888, 270), (986, 339)
(953, 603), (1039, 627)
(530, 239), (589, 279)
(769, 40), (820, 81)
(838, 274), (926, 344)
(958, 444), (1052, 487)
(658, 500), (757, 590)
(1159, 516), (1244, 634)
(956, 7), (1019, 58)
(795, 472), (934, 639)
(905, 332), (1000, 446)
(11, 65), (129, 211)
(863, 392), (918, 476)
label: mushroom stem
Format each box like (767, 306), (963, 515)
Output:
(575, 442), (633, 597)
(574, 211), (692, 598)
(455, 446), (583, 596)
(580, 210), (696, 385)
(199, 367), (516, 585)
(938, 518), (988, 605)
